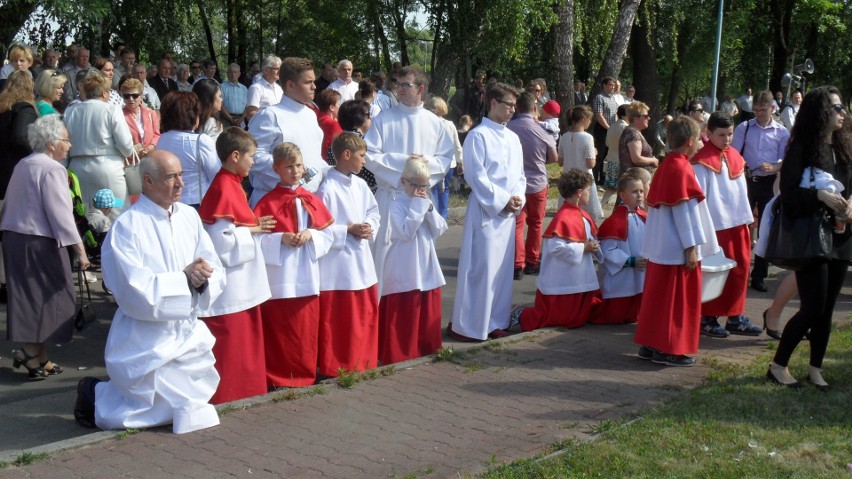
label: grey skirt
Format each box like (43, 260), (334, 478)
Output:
(3, 231), (76, 343)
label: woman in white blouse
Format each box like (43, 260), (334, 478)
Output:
(155, 91), (220, 207)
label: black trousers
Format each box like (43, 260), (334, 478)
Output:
(592, 123), (607, 184)
(747, 175), (776, 281)
(773, 258), (848, 368)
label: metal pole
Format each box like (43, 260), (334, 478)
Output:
(710, 0), (724, 112)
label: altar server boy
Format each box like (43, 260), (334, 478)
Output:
(589, 172), (647, 325)
(511, 169), (603, 331)
(691, 112), (759, 338)
(634, 117), (718, 367)
(379, 156), (448, 364)
(253, 142), (335, 388)
(198, 127), (274, 404)
(316, 133), (381, 376)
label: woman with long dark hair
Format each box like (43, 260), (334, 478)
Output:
(767, 86), (852, 390)
(193, 79), (230, 141)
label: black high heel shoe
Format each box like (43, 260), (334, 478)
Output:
(766, 366), (802, 389)
(11, 349), (47, 380)
(762, 310), (782, 340)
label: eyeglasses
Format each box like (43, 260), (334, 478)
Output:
(122, 93), (141, 99)
(407, 181), (430, 191)
(191, 65), (201, 69)
(640, 114), (651, 119)
(690, 108), (704, 113)
(58, 138), (71, 143)
(496, 98), (516, 108)
(831, 104), (844, 113)
(397, 82), (418, 89)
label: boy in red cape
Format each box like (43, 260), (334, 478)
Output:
(691, 112), (759, 338)
(510, 169), (603, 331)
(589, 172), (647, 324)
(634, 117), (719, 367)
(198, 127), (275, 403)
(253, 142), (335, 388)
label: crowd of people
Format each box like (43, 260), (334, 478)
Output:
(0, 42), (848, 435)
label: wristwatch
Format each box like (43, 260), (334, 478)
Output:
(428, 205), (434, 212)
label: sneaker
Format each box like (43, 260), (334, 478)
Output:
(509, 304), (525, 330)
(700, 316), (730, 338)
(725, 315), (762, 336)
(637, 345), (655, 360)
(651, 351), (696, 367)
(523, 264), (540, 275)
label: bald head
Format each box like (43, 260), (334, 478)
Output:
(142, 150), (184, 209)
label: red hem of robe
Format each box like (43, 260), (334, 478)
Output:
(202, 305), (266, 404)
(588, 294), (642, 325)
(701, 225), (750, 316)
(520, 289), (601, 331)
(261, 296), (320, 388)
(634, 261), (702, 356)
(318, 286), (379, 376)
(378, 288), (442, 365)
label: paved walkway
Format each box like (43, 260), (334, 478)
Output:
(2, 215), (850, 478)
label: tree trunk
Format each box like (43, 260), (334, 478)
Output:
(768, 0), (795, 93)
(391, 0), (410, 66)
(368, 1), (391, 71)
(630, 0), (658, 118)
(226, 0), (236, 64)
(588, 0), (641, 99)
(552, 0), (575, 112)
(665, 24), (688, 115)
(196, 0), (217, 65)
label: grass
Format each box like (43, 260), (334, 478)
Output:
(272, 385), (328, 402)
(114, 428), (142, 440)
(12, 452), (48, 467)
(336, 365), (396, 389)
(482, 324), (852, 478)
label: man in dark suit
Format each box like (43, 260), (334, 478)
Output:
(151, 58), (178, 101)
(573, 80), (588, 105)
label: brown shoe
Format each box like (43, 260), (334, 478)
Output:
(446, 323), (483, 342)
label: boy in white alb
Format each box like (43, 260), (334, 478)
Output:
(589, 173), (647, 324)
(691, 112), (759, 338)
(253, 142), (335, 388)
(511, 169), (603, 331)
(449, 83), (526, 341)
(379, 156), (447, 365)
(197, 127), (274, 403)
(316, 133), (381, 376)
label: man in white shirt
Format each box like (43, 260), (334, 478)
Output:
(129, 64), (161, 110)
(450, 83), (526, 341)
(220, 63), (248, 125)
(247, 56), (329, 206)
(74, 150), (225, 434)
(736, 88), (754, 121)
(364, 66), (455, 295)
(65, 47), (90, 96)
(245, 55), (283, 124)
(112, 48), (135, 88)
(328, 59), (359, 102)
(780, 90), (801, 131)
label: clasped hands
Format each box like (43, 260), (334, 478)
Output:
(503, 195), (523, 215)
(184, 257), (213, 289)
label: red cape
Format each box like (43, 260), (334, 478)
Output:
(543, 203), (597, 242)
(253, 184), (334, 234)
(597, 205), (647, 241)
(690, 142), (745, 179)
(646, 152), (705, 208)
(198, 170), (258, 227)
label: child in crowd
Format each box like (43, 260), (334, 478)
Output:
(316, 133), (381, 376)
(511, 169), (602, 331)
(379, 156), (447, 364)
(539, 100), (561, 142)
(253, 142), (334, 388)
(691, 112), (760, 338)
(558, 105), (602, 221)
(87, 188), (123, 235)
(634, 117), (718, 367)
(197, 127), (274, 403)
(589, 172), (647, 324)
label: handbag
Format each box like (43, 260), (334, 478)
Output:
(763, 169), (833, 271)
(124, 147), (143, 196)
(74, 264), (96, 331)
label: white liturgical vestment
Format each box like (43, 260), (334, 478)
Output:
(95, 195), (225, 434)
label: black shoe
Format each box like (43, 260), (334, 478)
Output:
(762, 309), (782, 340)
(651, 351), (696, 367)
(0, 283), (6, 304)
(74, 377), (102, 428)
(637, 345), (655, 360)
(807, 378), (831, 392)
(523, 264), (540, 275)
(700, 316), (730, 338)
(513, 268), (524, 280)
(725, 315), (762, 336)
(765, 367), (802, 389)
(751, 280), (768, 292)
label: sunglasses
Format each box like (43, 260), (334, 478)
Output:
(690, 108), (704, 113)
(122, 93), (141, 100)
(831, 104), (844, 113)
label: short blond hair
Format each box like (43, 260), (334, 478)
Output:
(666, 117), (700, 150)
(402, 156), (430, 181)
(272, 142), (302, 168)
(332, 132), (367, 159)
(626, 101), (649, 122)
(34, 69), (67, 99)
(426, 96), (448, 117)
